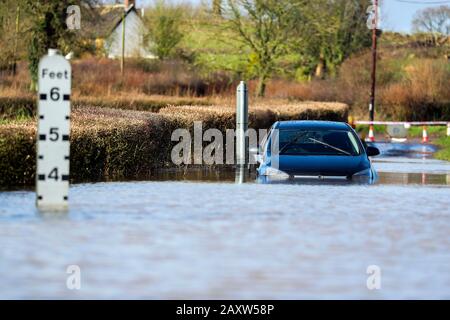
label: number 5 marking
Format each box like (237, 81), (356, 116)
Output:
(49, 127), (59, 141)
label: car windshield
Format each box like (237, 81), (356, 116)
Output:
(278, 129), (361, 156)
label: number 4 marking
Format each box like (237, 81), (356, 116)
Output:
(48, 168), (59, 181)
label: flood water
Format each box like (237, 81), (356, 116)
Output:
(0, 142), (449, 299)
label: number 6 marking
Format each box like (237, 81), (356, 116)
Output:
(50, 87), (60, 101)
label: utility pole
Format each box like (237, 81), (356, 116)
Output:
(121, 8), (126, 78)
(12, 4), (20, 75)
(369, 0), (378, 122)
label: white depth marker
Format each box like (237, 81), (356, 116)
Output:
(36, 49), (71, 210)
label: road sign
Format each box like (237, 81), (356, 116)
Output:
(36, 49), (71, 210)
(387, 124), (408, 139)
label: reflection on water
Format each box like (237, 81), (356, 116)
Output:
(373, 142), (438, 159)
(153, 166), (450, 186)
(256, 175), (372, 186)
(372, 142), (450, 186)
(378, 172), (450, 185)
(235, 165), (250, 184)
(0, 142), (449, 299)
(147, 142), (450, 186)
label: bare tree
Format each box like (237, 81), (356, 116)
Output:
(213, 0), (222, 16)
(225, 0), (301, 97)
(297, 0), (371, 78)
(144, 0), (183, 60)
(412, 5), (450, 42)
(24, 0), (98, 90)
(0, 0), (28, 75)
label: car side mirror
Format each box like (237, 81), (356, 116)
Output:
(366, 146), (380, 157)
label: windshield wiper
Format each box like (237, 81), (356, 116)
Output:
(308, 138), (351, 156)
(279, 131), (308, 154)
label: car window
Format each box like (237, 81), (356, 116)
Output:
(279, 129), (361, 156)
(347, 131), (360, 154)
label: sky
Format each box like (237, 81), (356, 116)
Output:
(381, 0), (450, 33)
(135, 0), (450, 34)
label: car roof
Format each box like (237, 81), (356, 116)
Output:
(274, 120), (350, 131)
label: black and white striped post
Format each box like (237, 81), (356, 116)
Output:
(36, 49), (71, 210)
(235, 81), (249, 184)
(236, 81), (248, 166)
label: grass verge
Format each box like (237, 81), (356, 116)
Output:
(355, 124), (448, 139)
(435, 137), (450, 162)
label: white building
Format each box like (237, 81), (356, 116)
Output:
(83, 1), (155, 59)
(105, 3), (155, 59)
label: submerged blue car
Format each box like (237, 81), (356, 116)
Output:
(256, 121), (380, 181)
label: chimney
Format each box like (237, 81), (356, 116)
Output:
(124, 0), (135, 9)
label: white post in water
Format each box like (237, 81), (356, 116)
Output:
(36, 49), (71, 211)
(236, 81), (248, 166)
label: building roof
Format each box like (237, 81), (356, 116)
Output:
(80, 4), (139, 39)
(274, 121), (350, 130)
